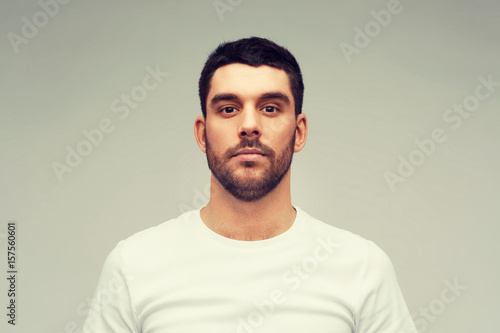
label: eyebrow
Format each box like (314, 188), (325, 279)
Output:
(209, 93), (239, 107)
(259, 92), (291, 105)
(209, 91), (291, 108)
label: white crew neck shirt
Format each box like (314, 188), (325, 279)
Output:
(82, 206), (417, 333)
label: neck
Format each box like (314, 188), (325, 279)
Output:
(200, 170), (296, 241)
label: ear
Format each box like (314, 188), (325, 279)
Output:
(194, 115), (207, 153)
(294, 113), (307, 153)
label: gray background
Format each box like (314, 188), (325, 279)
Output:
(1, 0), (499, 332)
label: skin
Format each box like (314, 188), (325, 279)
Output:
(194, 63), (307, 241)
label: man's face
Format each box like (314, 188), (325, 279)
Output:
(203, 63), (299, 202)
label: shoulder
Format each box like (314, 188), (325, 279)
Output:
(297, 207), (392, 268)
(106, 210), (200, 268)
(124, 210), (197, 245)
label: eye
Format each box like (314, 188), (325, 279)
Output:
(221, 107), (236, 114)
(262, 106), (279, 113)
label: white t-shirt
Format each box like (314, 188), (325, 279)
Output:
(82, 206), (417, 333)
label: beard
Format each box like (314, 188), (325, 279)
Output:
(205, 129), (295, 202)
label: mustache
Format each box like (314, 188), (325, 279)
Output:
(225, 138), (275, 159)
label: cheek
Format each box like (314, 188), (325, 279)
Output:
(263, 114), (295, 136)
(264, 120), (295, 144)
(206, 123), (231, 151)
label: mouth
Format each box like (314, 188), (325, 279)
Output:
(234, 148), (264, 156)
(233, 149), (265, 161)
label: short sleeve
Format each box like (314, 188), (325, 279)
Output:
(82, 241), (138, 333)
(354, 242), (417, 333)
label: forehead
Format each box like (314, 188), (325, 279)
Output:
(209, 63), (292, 98)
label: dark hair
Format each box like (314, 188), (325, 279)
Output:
(198, 36), (304, 118)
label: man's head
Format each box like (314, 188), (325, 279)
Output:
(198, 36), (304, 118)
(194, 38), (307, 202)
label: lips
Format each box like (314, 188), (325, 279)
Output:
(234, 148), (264, 156)
(232, 148), (266, 162)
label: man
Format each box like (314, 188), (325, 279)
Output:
(82, 37), (417, 332)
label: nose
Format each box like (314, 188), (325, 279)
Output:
(238, 108), (262, 139)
